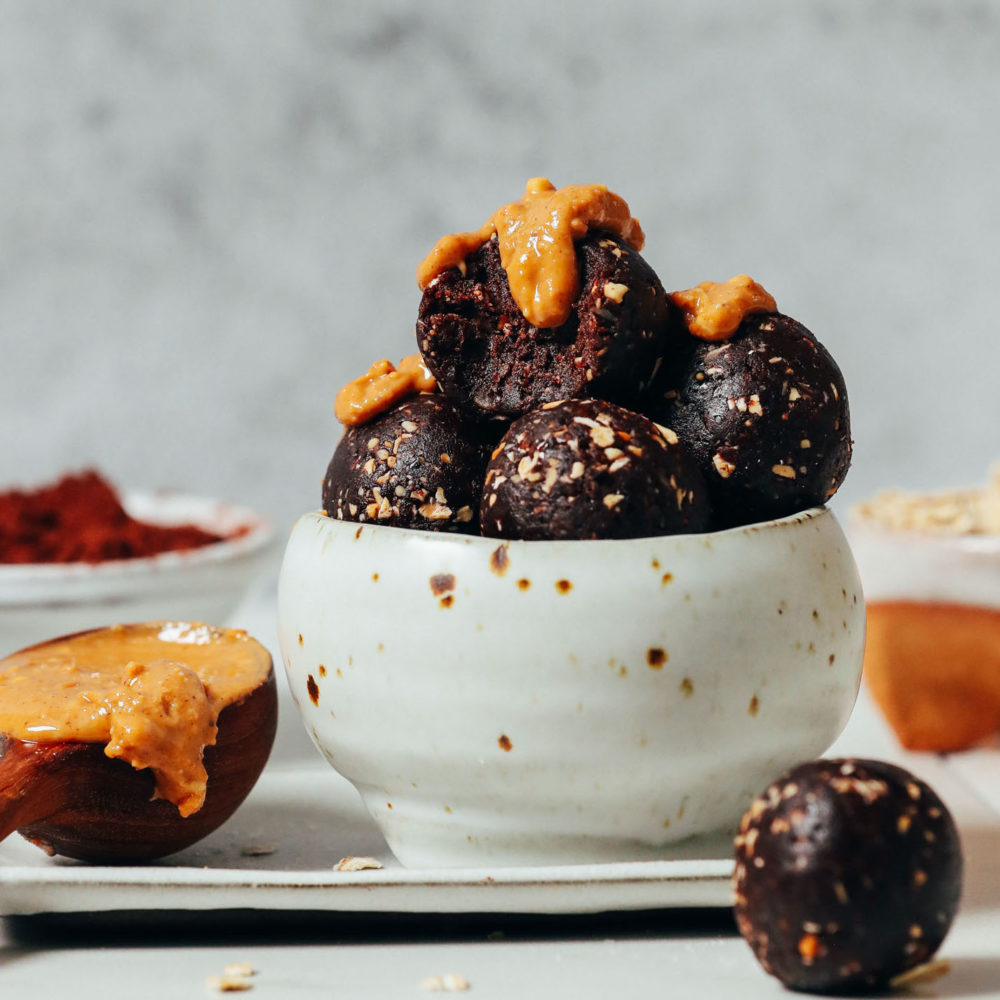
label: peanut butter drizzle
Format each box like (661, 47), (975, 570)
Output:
(416, 178), (645, 329)
(669, 275), (777, 341)
(0, 622), (271, 817)
(334, 354), (436, 426)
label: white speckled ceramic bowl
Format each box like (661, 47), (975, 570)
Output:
(278, 507), (865, 868)
(0, 492), (275, 658)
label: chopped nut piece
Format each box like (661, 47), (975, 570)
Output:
(772, 464), (797, 479)
(590, 425), (616, 448)
(602, 281), (629, 303)
(334, 856), (384, 872)
(418, 502), (453, 520)
(603, 493), (624, 508)
(713, 453), (736, 479)
(654, 424), (679, 445)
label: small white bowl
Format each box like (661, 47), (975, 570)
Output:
(0, 491), (276, 658)
(278, 507), (865, 868)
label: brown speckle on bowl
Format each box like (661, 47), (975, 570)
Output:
(490, 543), (510, 576)
(812, 609), (819, 620)
(430, 573), (456, 596)
(829, 654), (836, 666)
(307, 674), (320, 706)
(498, 734), (513, 752)
(336, 667), (343, 678)
(555, 579), (573, 594)
(440, 594), (454, 608)
(651, 558), (661, 570)
(298, 633), (304, 646)
(680, 677), (694, 697)
(517, 577), (531, 591)
(354, 526), (363, 540)
(377, 642), (384, 652)
(319, 664), (327, 677)
(662, 572), (674, 586)
(372, 572), (379, 582)
(647, 648), (667, 669)
(749, 694), (760, 716)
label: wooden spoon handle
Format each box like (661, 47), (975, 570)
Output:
(0, 739), (84, 845)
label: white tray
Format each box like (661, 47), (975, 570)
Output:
(0, 762), (733, 916)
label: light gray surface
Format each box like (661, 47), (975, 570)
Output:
(2, 1), (999, 536)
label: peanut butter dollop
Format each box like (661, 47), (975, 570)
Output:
(334, 354), (437, 426)
(669, 275), (777, 341)
(0, 622), (272, 817)
(416, 178), (645, 329)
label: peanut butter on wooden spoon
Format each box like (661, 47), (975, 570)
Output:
(0, 622), (276, 862)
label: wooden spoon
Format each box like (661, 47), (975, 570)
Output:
(0, 627), (277, 863)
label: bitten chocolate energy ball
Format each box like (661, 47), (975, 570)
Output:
(418, 231), (679, 421)
(649, 312), (851, 528)
(734, 759), (962, 995)
(323, 394), (490, 534)
(480, 399), (711, 541)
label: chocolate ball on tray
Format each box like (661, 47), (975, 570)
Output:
(417, 230), (679, 422)
(733, 758), (962, 994)
(480, 398), (711, 541)
(650, 311), (851, 528)
(323, 394), (490, 534)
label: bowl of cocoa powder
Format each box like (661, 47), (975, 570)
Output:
(0, 471), (275, 656)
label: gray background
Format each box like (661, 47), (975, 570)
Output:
(2, 0), (998, 533)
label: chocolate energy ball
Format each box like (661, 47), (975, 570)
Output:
(648, 313), (851, 528)
(480, 398), (711, 541)
(734, 758), (962, 994)
(417, 231), (681, 422)
(322, 394), (491, 534)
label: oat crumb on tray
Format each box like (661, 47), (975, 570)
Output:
(420, 972), (470, 992)
(334, 855), (384, 871)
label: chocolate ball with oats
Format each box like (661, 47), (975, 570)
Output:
(417, 232), (681, 422)
(323, 394), (490, 534)
(648, 313), (851, 529)
(734, 758), (962, 995)
(480, 398), (711, 541)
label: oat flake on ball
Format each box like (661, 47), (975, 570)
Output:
(480, 398), (711, 541)
(733, 758), (962, 995)
(322, 394), (491, 534)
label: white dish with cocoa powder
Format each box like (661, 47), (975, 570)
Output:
(0, 492), (276, 658)
(277, 506), (865, 868)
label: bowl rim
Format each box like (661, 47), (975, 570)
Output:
(296, 504), (831, 550)
(0, 489), (276, 582)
